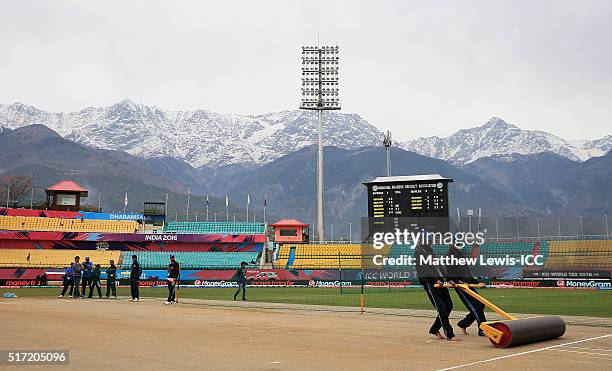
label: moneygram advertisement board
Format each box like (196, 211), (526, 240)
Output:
(1, 268), (610, 289)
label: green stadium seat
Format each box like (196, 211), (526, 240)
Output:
(163, 222), (266, 235)
(119, 251), (259, 269)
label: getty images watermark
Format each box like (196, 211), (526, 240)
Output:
(370, 229), (545, 267)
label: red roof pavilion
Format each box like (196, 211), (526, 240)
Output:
(46, 180), (88, 193)
(45, 180), (88, 211)
(270, 219), (309, 243)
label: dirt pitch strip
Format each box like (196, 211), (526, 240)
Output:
(1, 297), (610, 370)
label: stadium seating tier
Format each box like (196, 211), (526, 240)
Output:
(0, 249), (121, 268)
(120, 251), (259, 269)
(0, 215), (139, 233)
(163, 221), (266, 235)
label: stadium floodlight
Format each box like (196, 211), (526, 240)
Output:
(383, 131), (392, 177)
(300, 44), (340, 241)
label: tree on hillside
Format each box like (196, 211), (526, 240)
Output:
(0, 176), (34, 207)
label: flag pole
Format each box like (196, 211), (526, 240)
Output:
(263, 194), (267, 223)
(186, 186), (191, 221)
(246, 194), (250, 222)
(164, 192), (169, 226)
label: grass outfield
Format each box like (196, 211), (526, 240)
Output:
(8, 286), (611, 318)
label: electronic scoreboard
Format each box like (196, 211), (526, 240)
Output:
(363, 174), (453, 235)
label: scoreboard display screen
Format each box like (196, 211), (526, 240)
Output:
(363, 175), (453, 235)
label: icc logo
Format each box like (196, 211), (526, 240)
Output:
(96, 242), (109, 251)
(437, 182), (443, 189)
(372, 185), (378, 191)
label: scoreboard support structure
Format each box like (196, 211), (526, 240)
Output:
(363, 174), (453, 237)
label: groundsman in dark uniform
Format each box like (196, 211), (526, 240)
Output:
(414, 242), (456, 341)
(445, 244), (486, 336)
(106, 259), (117, 299)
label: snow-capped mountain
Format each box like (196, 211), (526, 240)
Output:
(0, 101), (609, 168)
(400, 117), (611, 166)
(0, 100), (380, 168)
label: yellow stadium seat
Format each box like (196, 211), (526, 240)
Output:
(276, 244), (389, 269)
(0, 249), (121, 268)
(545, 240), (612, 268)
(0, 216), (138, 233)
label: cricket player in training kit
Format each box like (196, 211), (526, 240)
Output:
(106, 260), (117, 299)
(81, 256), (93, 298)
(165, 255), (180, 305)
(88, 264), (102, 299)
(414, 242), (456, 341)
(445, 244), (487, 336)
(71, 256), (84, 299)
(130, 255), (141, 302)
(233, 261), (248, 301)
(58, 267), (74, 298)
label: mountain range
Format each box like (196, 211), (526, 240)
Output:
(0, 125), (609, 239)
(0, 100), (610, 168)
(0, 100), (380, 168)
(0, 125), (269, 222)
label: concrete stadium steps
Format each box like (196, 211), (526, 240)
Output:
(163, 222), (266, 235)
(0, 215), (138, 233)
(119, 251), (260, 270)
(0, 249), (121, 268)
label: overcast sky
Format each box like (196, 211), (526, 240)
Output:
(1, 0), (610, 140)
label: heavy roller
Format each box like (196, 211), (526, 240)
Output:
(436, 283), (566, 347)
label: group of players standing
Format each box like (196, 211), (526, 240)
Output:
(58, 254), (181, 305)
(58, 256), (117, 299)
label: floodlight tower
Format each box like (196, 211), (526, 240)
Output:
(300, 44), (340, 241)
(383, 130), (392, 177)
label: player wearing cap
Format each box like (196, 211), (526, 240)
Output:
(165, 255), (180, 305)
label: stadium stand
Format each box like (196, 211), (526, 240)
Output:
(0, 215), (138, 233)
(163, 222), (266, 235)
(545, 240), (612, 268)
(0, 249), (121, 268)
(276, 244), (384, 269)
(476, 241), (537, 258)
(0, 207), (81, 219)
(119, 251), (259, 269)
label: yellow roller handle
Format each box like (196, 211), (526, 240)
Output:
(434, 282), (516, 321)
(435, 283), (485, 289)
